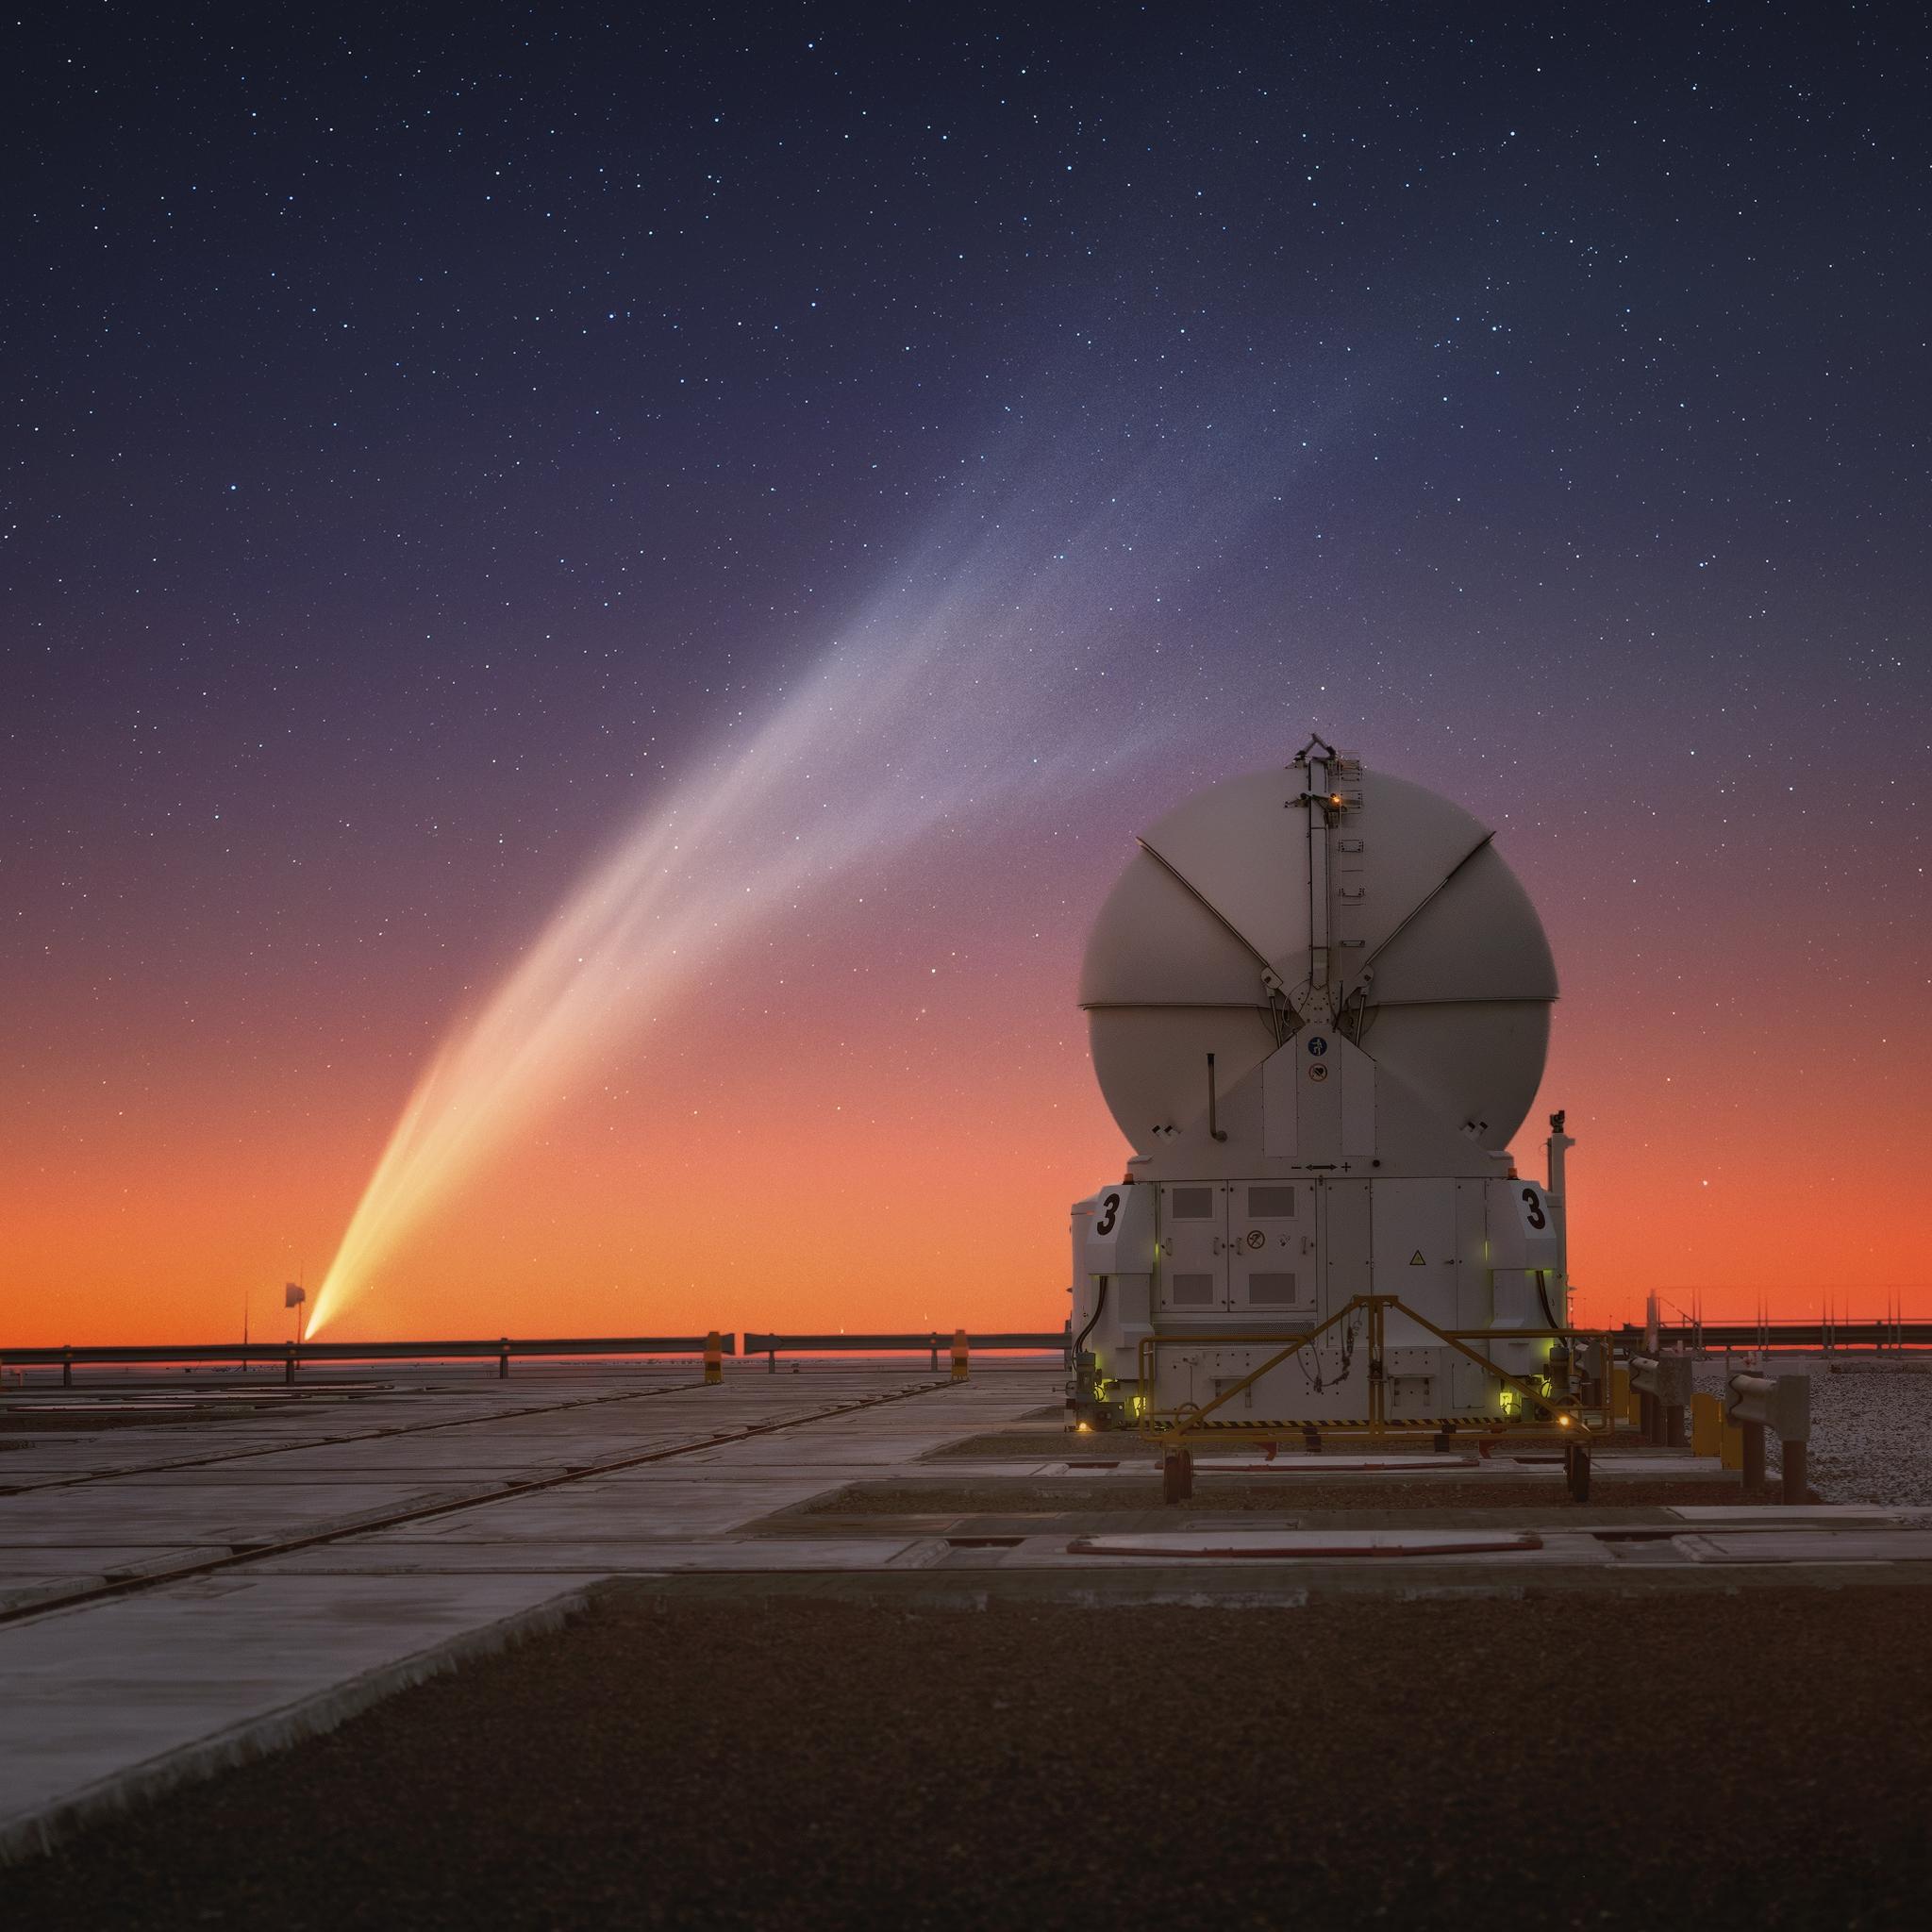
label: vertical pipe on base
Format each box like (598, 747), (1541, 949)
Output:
(1741, 1420), (1766, 1491)
(1781, 1439), (1808, 1505)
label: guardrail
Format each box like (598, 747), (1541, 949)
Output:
(1628, 1355), (1694, 1447)
(4, 1328), (1076, 1388)
(1719, 1370), (1812, 1502)
(742, 1330), (1069, 1373)
(1620, 1320), (1930, 1350)
(0, 1335), (735, 1388)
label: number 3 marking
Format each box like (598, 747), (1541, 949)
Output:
(1521, 1186), (1547, 1231)
(1095, 1191), (1121, 1237)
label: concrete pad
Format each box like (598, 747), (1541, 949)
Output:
(0, 1574), (588, 1861)
(1678, 1529), (1932, 1564)
(1194, 1458), (1481, 1475)
(0, 1547), (232, 1578)
(0, 1364), (1059, 1856)
(246, 1539), (921, 1575)
(1062, 1527), (1549, 1559)
(1668, 1503), (1906, 1522)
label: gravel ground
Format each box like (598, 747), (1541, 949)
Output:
(10, 1588), (1928, 1930)
(1691, 1356), (1932, 1506)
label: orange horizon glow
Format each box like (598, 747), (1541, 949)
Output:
(6, 780), (1929, 1349)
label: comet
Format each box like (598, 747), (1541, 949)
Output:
(307, 430), (1305, 1335)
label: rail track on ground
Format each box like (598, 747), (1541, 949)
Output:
(0, 1374), (721, 1496)
(0, 1376), (957, 1627)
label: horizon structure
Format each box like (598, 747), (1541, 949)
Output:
(8, 8), (1931, 1349)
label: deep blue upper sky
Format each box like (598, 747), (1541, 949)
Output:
(6, 5), (1929, 1331)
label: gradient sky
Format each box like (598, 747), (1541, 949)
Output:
(6, 5), (1928, 1344)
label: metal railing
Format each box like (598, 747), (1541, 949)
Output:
(1627, 1355), (1694, 1447)
(1620, 1319), (1929, 1351)
(742, 1330), (1069, 1372)
(0, 1335), (734, 1388)
(1723, 1369), (1812, 1502)
(1, 1328), (1077, 1387)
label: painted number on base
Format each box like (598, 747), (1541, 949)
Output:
(1515, 1183), (1551, 1238)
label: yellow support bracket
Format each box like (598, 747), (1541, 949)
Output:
(1137, 1295), (1614, 1448)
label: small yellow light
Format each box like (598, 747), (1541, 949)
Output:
(1329, 793), (1342, 805)
(1075, 1421), (1091, 1433)
(1557, 1413), (1574, 1427)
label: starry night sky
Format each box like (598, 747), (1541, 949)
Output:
(7, 5), (1929, 1341)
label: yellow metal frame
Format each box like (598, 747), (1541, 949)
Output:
(1134, 1293), (1615, 1447)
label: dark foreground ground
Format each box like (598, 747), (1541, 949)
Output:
(10, 1583), (1928, 1930)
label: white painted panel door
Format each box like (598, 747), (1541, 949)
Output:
(1226, 1180), (1316, 1316)
(1158, 1182), (1225, 1316)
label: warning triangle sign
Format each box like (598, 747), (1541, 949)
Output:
(1408, 1250), (1426, 1266)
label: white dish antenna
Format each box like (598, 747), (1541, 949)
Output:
(1079, 748), (1557, 1158)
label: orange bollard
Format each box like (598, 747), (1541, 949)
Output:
(951, 1329), (969, 1382)
(704, 1330), (724, 1385)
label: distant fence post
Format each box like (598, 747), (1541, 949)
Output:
(704, 1331), (724, 1385)
(951, 1329), (969, 1382)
